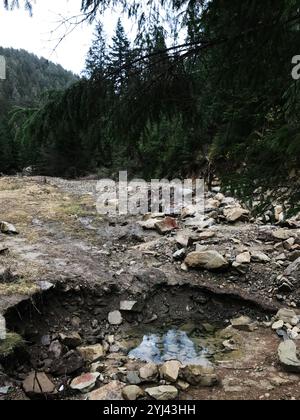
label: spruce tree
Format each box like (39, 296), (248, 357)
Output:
(85, 22), (107, 79)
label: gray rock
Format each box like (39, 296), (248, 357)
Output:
(126, 371), (141, 385)
(88, 381), (125, 400)
(173, 248), (186, 261)
(278, 340), (300, 373)
(273, 230), (295, 241)
(223, 207), (249, 223)
(77, 344), (105, 363)
(230, 316), (256, 332)
(284, 257), (300, 277)
(180, 365), (218, 387)
(272, 320), (284, 330)
(251, 251), (271, 263)
(108, 311), (123, 326)
(275, 309), (299, 326)
(146, 385), (178, 400)
(236, 252), (251, 264)
(139, 363), (159, 382)
(159, 361), (182, 383)
(185, 250), (229, 271)
(120, 301), (138, 312)
(122, 385), (144, 401)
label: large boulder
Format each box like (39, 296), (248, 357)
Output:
(278, 340), (300, 373)
(185, 250), (229, 271)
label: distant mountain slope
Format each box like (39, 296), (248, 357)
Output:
(0, 47), (77, 115)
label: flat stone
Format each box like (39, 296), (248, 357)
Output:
(120, 301), (138, 312)
(88, 381), (125, 400)
(77, 344), (105, 362)
(278, 340), (300, 373)
(160, 361), (182, 383)
(108, 311), (123, 326)
(122, 385), (144, 401)
(230, 316), (256, 332)
(273, 230), (295, 241)
(137, 218), (162, 230)
(284, 257), (300, 277)
(185, 250), (228, 271)
(272, 320), (284, 330)
(251, 251), (271, 263)
(139, 363), (159, 382)
(198, 231), (216, 240)
(223, 207), (249, 223)
(236, 252), (251, 264)
(23, 372), (56, 398)
(180, 365), (218, 387)
(146, 385), (178, 400)
(155, 217), (178, 235)
(59, 332), (82, 348)
(175, 231), (190, 248)
(176, 380), (190, 391)
(70, 372), (100, 393)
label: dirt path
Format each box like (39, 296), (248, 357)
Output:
(0, 176), (299, 401)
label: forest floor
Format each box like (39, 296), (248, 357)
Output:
(0, 175), (300, 401)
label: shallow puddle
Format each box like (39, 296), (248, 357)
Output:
(128, 329), (213, 366)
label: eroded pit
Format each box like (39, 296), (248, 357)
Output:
(0, 283), (274, 400)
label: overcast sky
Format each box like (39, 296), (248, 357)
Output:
(0, 0), (130, 74)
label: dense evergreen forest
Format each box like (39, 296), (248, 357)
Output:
(1, 0), (300, 210)
(0, 47), (77, 173)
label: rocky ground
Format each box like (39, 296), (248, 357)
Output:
(0, 175), (299, 401)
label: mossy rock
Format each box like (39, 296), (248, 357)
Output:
(0, 333), (25, 360)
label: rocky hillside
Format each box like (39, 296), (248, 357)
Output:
(0, 176), (299, 400)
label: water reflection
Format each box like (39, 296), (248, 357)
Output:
(128, 329), (211, 366)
